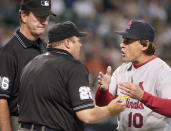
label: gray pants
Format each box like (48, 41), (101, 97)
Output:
(11, 116), (19, 131)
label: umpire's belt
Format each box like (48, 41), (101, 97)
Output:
(20, 123), (45, 130)
(20, 123), (61, 131)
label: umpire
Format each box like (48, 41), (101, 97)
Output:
(18, 21), (126, 131)
(0, 0), (53, 131)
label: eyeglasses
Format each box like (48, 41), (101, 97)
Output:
(122, 38), (139, 45)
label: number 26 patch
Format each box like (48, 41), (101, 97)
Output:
(0, 76), (9, 90)
(79, 86), (92, 100)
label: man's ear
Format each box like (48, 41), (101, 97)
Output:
(20, 10), (28, 23)
(64, 39), (70, 49)
(142, 40), (149, 51)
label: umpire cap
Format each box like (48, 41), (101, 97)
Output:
(20, 0), (53, 16)
(48, 21), (87, 43)
(115, 19), (155, 42)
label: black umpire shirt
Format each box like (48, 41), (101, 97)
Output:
(19, 48), (94, 131)
(0, 29), (47, 116)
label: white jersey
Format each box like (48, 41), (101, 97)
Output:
(109, 57), (171, 131)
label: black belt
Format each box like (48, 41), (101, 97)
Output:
(20, 123), (45, 130)
(20, 123), (62, 131)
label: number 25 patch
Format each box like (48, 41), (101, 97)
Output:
(0, 76), (9, 90)
(79, 86), (92, 100)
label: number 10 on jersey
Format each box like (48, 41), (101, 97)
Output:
(128, 112), (143, 128)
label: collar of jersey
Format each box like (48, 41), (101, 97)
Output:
(133, 56), (157, 69)
(47, 48), (73, 58)
(15, 29), (43, 48)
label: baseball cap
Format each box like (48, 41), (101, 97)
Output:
(20, 0), (53, 16)
(48, 21), (87, 43)
(115, 19), (155, 42)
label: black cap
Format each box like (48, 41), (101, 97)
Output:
(20, 0), (53, 16)
(48, 21), (87, 43)
(115, 19), (155, 42)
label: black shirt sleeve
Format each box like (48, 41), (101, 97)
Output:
(68, 63), (94, 112)
(0, 51), (16, 98)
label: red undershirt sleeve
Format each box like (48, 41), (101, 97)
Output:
(95, 87), (114, 107)
(141, 91), (171, 117)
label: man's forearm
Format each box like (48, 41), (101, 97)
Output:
(76, 106), (112, 123)
(0, 99), (12, 131)
(77, 97), (125, 123)
(141, 91), (171, 117)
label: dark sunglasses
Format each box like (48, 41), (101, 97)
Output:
(122, 38), (139, 45)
